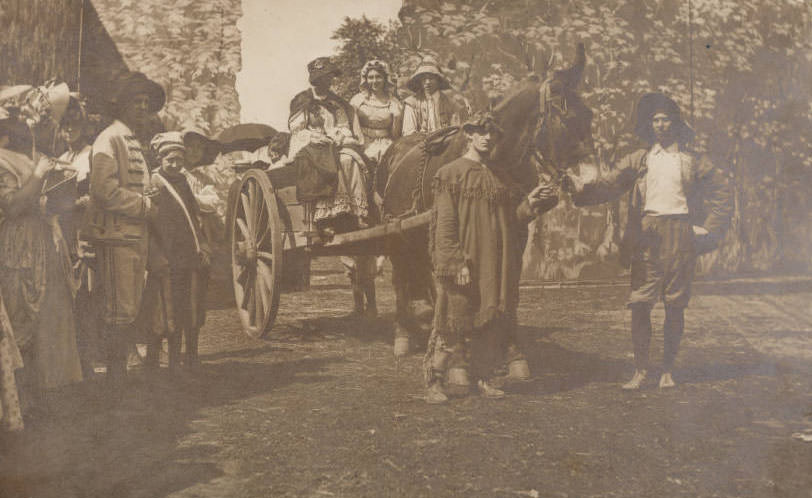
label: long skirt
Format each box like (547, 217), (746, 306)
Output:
(0, 296), (23, 432)
(0, 242), (83, 392)
(314, 150), (369, 224)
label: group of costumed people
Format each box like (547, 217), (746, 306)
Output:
(284, 56), (467, 317)
(0, 72), (217, 436)
(0, 50), (730, 422)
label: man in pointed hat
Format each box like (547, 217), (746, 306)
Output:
(401, 57), (466, 136)
(564, 92), (731, 390)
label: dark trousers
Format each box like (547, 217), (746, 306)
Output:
(630, 303), (685, 371)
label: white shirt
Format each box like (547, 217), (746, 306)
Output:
(644, 142), (689, 216)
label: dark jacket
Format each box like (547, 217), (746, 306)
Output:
(570, 146), (731, 265)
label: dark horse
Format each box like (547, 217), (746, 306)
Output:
(378, 44), (596, 356)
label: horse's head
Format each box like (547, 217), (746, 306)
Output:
(535, 44), (595, 179)
(490, 43), (595, 189)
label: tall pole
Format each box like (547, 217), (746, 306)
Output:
(77, 0), (85, 93)
(688, 0), (694, 124)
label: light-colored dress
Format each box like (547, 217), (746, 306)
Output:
(0, 148), (83, 391)
(288, 89), (369, 224)
(349, 92), (402, 164)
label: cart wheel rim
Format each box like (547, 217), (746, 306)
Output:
(231, 170), (283, 338)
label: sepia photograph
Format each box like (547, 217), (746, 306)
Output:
(0, 0), (810, 496)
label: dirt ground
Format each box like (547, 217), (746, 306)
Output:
(1, 259), (811, 498)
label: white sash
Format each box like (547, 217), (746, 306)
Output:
(155, 173), (201, 254)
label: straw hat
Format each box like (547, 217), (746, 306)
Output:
(406, 57), (451, 94)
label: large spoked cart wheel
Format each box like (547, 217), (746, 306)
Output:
(229, 170), (283, 338)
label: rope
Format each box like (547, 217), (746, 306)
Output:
(77, 0), (85, 93)
(688, 0), (694, 124)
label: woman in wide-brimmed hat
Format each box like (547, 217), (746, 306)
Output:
(87, 71), (165, 396)
(401, 57), (465, 136)
(0, 103), (83, 414)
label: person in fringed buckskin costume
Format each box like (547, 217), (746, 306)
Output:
(288, 57), (370, 233)
(0, 100), (83, 413)
(86, 72), (163, 396)
(565, 92), (731, 390)
(425, 113), (558, 404)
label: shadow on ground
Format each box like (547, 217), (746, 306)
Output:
(0, 356), (341, 498)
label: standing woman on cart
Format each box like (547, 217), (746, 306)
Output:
(287, 57), (370, 234)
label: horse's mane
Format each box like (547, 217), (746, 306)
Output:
(490, 79), (543, 189)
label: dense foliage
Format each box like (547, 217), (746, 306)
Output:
(335, 0), (812, 278)
(93, 0), (243, 199)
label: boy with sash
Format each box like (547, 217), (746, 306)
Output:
(146, 132), (210, 371)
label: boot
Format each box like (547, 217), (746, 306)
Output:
(425, 382), (448, 404)
(477, 380), (505, 399)
(445, 367), (471, 397)
(507, 359), (531, 381)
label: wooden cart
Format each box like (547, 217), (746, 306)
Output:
(225, 162), (429, 338)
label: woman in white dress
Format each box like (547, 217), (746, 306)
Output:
(349, 60), (402, 165)
(343, 60), (402, 318)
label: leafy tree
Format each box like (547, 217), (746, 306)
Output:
(331, 16), (404, 100)
(399, 0), (812, 278)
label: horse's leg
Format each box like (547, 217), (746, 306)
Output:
(390, 249), (412, 358)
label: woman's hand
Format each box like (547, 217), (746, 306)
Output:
(33, 155), (55, 179)
(455, 265), (471, 287)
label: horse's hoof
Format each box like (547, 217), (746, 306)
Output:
(507, 359), (531, 381)
(394, 336), (410, 357)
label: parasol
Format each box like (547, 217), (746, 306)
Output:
(215, 123), (277, 153)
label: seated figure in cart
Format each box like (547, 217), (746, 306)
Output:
(287, 57), (371, 236)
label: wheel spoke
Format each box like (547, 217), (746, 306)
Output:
(241, 268), (255, 311)
(245, 271), (256, 324)
(240, 191), (253, 237)
(257, 260), (274, 292)
(249, 180), (260, 234)
(255, 269), (267, 321)
(257, 250), (274, 262)
(235, 217), (250, 241)
(254, 189), (267, 243)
